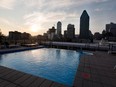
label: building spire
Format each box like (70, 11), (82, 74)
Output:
(81, 10), (89, 18)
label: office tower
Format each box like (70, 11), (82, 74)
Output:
(79, 10), (90, 39)
(67, 24), (75, 39)
(57, 21), (62, 38)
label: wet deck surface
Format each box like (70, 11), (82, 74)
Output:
(0, 51), (116, 87)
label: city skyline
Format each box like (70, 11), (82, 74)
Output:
(0, 0), (116, 36)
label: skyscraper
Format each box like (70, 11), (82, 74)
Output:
(67, 24), (75, 40)
(79, 10), (90, 39)
(57, 21), (62, 38)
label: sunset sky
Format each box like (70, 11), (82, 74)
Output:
(0, 0), (116, 36)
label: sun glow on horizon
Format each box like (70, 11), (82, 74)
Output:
(30, 24), (39, 32)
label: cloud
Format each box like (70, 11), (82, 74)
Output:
(94, 8), (103, 12)
(20, 0), (110, 14)
(95, 0), (109, 3)
(0, 0), (16, 9)
(0, 0), (112, 35)
(0, 17), (24, 33)
(24, 11), (78, 27)
(22, 0), (109, 8)
(22, 0), (109, 33)
(23, 12), (65, 31)
(23, 11), (79, 34)
(21, 0), (44, 8)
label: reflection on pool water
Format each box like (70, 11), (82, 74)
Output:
(0, 48), (81, 86)
(82, 52), (93, 55)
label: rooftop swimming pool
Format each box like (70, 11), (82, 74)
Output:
(0, 48), (82, 86)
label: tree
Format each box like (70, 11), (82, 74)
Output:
(102, 29), (113, 40)
(105, 32), (113, 40)
(0, 30), (3, 43)
(102, 30), (106, 39)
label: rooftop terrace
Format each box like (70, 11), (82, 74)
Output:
(0, 49), (116, 87)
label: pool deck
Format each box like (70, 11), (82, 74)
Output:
(0, 50), (116, 87)
(74, 51), (116, 87)
(0, 46), (44, 54)
(0, 66), (67, 87)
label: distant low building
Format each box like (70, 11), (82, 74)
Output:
(9, 31), (22, 40)
(43, 33), (48, 40)
(21, 32), (31, 40)
(9, 31), (31, 44)
(106, 22), (116, 37)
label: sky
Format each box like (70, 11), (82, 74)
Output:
(0, 0), (116, 36)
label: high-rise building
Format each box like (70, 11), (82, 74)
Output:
(47, 26), (56, 40)
(106, 22), (116, 37)
(57, 21), (62, 38)
(64, 30), (67, 39)
(79, 10), (90, 39)
(67, 24), (75, 39)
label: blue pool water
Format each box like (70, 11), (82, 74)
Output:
(0, 48), (81, 86)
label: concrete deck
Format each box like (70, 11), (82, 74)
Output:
(0, 50), (116, 87)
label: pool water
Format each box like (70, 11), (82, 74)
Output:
(0, 48), (81, 86)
